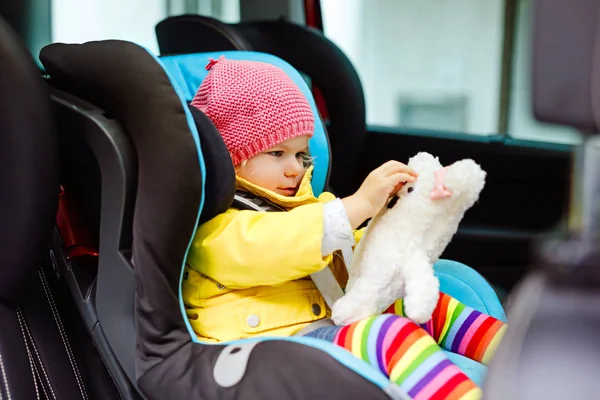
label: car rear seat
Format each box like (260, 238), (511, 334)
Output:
(0, 16), (118, 400)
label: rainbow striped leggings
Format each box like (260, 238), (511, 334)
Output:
(304, 292), (506, 400)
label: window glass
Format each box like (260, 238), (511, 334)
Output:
(51, 0), (240, 54)
(177, 0), (240, 23)
(321, 0), (505, 135)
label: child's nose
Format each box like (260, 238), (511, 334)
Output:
(284, 157), (303, 177)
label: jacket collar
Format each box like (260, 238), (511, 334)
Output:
(235, 166), (319, 209)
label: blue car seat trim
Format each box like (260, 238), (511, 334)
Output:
(434, 259), (507, 322)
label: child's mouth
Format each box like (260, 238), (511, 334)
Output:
(278, 187), (297, 196)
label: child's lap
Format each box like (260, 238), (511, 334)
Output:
(302, 314), (487, 386)
(303, 314), (429, 343)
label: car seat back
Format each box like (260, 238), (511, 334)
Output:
(0, 21), (57, 305)
(0, 16), (115, 400)
(485, 0), (600, 398)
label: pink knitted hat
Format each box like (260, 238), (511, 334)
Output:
(191, 56), (315, 166)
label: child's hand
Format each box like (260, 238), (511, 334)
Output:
(342, 161), (418, 229)
(359, 160), (418, 213)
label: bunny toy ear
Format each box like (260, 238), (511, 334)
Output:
(430, 166), (453, 199)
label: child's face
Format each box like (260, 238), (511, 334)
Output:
(237, 135), (310, 196)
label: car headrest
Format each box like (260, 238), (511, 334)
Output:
(532, 0), (600, 132)
(0, 17), (59, 303)
(159, 50), (330, 195)
(156, 15), (253, 55)
(186, 104), (236, 224)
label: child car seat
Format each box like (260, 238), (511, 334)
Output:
(0, 16), (120, 399)
(159, 50), (505, 387)
(40, 41), (504, 399)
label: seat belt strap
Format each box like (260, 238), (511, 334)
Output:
(232, 193), (348, 309)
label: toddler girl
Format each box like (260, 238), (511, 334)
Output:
(183, 57), (505, 399)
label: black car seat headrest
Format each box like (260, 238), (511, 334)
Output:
(187, 104), (236, 224)
(156, 14), (253, 56)
(0, 17), (58, 303)
(532, 0), (600, 132)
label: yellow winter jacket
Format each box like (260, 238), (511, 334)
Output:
(182, 167), (363, 343)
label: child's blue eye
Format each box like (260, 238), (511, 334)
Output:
(268, 151), (283, 157)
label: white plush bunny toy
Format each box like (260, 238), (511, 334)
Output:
(331, 152), (486, 326)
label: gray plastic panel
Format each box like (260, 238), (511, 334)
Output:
(49, 87), (143, 400)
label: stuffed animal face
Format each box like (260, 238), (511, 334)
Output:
(394, 152), (485, 207)
(386, 152), (486, 256)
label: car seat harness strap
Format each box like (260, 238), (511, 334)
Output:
(232, 191), (349, 309)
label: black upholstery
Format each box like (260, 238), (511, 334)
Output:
(0, 18), (57, 303)
(156, 14), (253, 55)
(40, 39), (393, 400)
(155, 16), (366, 197)
(0, 16), (116, 400)
(187, 104), (236, 224)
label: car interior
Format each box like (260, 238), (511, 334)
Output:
(0, 0), (598, 398)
